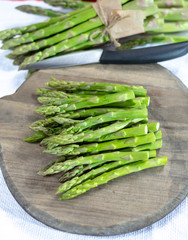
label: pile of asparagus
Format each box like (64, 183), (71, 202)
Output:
(25, 78), (167, 200)
(1, 0), (188, 69)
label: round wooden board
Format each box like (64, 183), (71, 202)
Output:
(0, 64), (188, 236)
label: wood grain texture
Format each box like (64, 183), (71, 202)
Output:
(0, 63), (188, 236)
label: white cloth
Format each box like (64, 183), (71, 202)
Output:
(0, 2), (188, 240)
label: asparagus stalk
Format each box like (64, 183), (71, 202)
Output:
(16, 5), (64, 17)
(44, 0), (130, 9)
(34, 91), (135, 117)
(37, 96), (147, 108)
(160, 8), (188, 21)
(59, 161), (106, 183)
(44, 131), (155, 156)
(57, 158), (141, 194)
(155, 21), (188, 33)
(56, 145), (156, 194)
(54, 108), (148, 135)
(93, 123), (148, 142)
(147, 122), (160, 132)
(58, 139), (163, 183)
(144, 16), (165, 32)
(122, 1), (159, 17)
(44, 0), (91, 9)
(156, 0), (184, 7)
(58, 165), (85, 183)
(37, 96), (85, 106)
(0, 5), (91, 41)
(24, 132), (47, 143)
(154, 130), (162, 139)
(12, 16), (104, 56)
(29, 117), (78, 133)
(108, 97), (150, 108)
(41, 119), (147, 147)
(30, 117), (59, 129)
(56, 107), (129, 119)
(19, 26), (107, 69)
(132, 139), (162, 151)
(46, 78), (147, 97)
(118, 34), (188, 50)
(36, 88), (77, 98)
(59, 156), (167, 199)
(2, 6), (97, 49)
(40, 151), (151, 175)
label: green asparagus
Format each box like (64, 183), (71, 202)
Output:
(0, 5), (92, 41)
(41, 119), (147, 147)
(2, 6), (97, 49)
(46, 78), (147, 97)
(34, 91), (135, 116)
(40, 151), (151, 175)
(44, 132), (156, 156)
(16, 5), (64, 17)
(60, 156), (167, 199)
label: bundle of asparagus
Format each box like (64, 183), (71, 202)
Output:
(1, 0), (188, 69)
(25, 77), (167, 200)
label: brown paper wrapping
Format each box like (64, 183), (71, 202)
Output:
(92, 0), (146, 46)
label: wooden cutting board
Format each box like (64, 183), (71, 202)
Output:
(0, 64), (188, 236)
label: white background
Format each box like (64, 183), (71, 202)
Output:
(0, 1), (188, 240)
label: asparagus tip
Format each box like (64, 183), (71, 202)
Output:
(37, 170), (45, 176)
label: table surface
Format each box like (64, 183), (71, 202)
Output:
(0, 1), (188, 240)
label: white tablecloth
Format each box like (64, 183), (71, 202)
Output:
(0, 2), (188, 239)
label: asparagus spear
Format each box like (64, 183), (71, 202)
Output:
(16, 5), (64, 17)
(154, 130), (162, 139)
(2, 6), (97, 49)
(132, 139), (162, 151)
(57, 158), (141, 194)
(118, 33), (188, 50)
(122, 0), (159, 17)
(29, 117), (78, 133)
(34, 91), (135, 117)
(108, 97), (150, 108)
(59, 161), (106, 183)
(44, 0), (130, 9)
(160, 8), (188, 21)
(56, 146), (157, 194)
(59, 156), (167, 199)
(41, 119), (147, 147)
(153, 21), (188, 33)
(46, 78), (147, 97)
(36, 88), (78, 98)
(147, 122), (160, 132)
(40, 151), (151, 175)
(55, 108), (148, 135)
(59, 138), (163, 184)
(37, 96), (84, 106)
(44, 0), (91, 9)
(156, 0), (184, 7)
(24, 132), (47, 143)
(37, 96), (147, 108)
(12, 16), (104, 56)
(44, 131), (156, 156)
(57, 107), (129, 119)
(93, 123), (148, 142)
(58, 165), (85, 183)
(19, 26), (107, 69)
(0, 5), (91, 41)
(30, 117), (59, 129)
